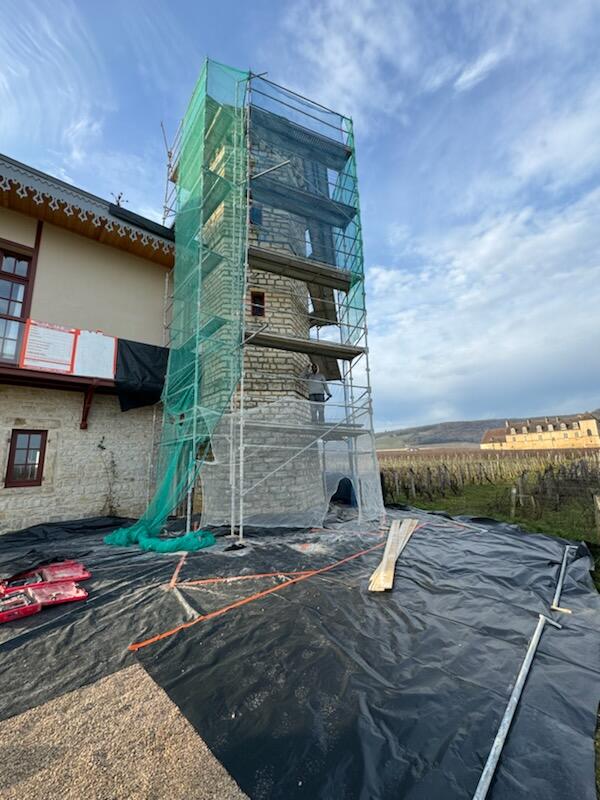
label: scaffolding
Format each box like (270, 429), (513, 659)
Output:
(107, 60), (249, 550)
(110, 59), (383, 550)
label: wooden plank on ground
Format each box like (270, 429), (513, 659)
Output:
(368, 518), (419, 592)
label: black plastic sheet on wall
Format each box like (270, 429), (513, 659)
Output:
(115, 338), (168, 411)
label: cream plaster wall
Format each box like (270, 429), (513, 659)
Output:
(30, 222), (167, 345)
(0, 207), (37, 248)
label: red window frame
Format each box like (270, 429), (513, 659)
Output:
(4, 429), (48, 488)
(0, 243), (34, 364)
(250, 290), (265, 317)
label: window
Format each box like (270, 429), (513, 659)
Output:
(0, 247), (32, 363)
(587, 429), (593, 437)
(547, 424), (554, 432)
(536, 425), (542, 433)
(5, 429), (47, 487)
(521, 426), (528, 434)
(572, 422), (579, 430)
(563, 433), (568, 439)
(304, 228), (313, 258)
(250, 290), (265, 317)
(510, 427), (516, 435)
(559, 422), (566, 431)
(249, 204), (262, 226)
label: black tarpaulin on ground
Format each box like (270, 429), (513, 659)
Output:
(0, 512), (598, 799)
(137, 514), (600, 800)
(0, 516), (327, 721)
(0, 516), (187, 719)
(115, 338), (168, 411)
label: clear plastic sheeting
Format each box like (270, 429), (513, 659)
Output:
(202, 396), (383, 528)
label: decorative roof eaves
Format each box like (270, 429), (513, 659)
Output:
(0, 154), (174, 257)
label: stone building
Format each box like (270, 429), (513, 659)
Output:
(480, 414), (600, 450)
(0, 65), (384, 535)
(193, 70), (383, 529)
(0, 153), (173, 532)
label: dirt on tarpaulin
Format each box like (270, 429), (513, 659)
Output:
(0, 511), (599, 799)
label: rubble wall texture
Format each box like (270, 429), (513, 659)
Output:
(0, 385), (157, 532)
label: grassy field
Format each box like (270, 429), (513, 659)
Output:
(379, 448), (600, 589)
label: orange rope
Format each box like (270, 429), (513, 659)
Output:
(129, 540), (385, 652)
(178, 570), (312, 587)
(169, 554), (187, 589)
(308, 527), (382, 536)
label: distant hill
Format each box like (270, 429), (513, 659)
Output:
(375, 409), (600, 450)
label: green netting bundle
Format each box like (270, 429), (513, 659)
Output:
(104, 526), (215, 553)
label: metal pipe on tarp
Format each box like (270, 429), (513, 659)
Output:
(472, 613), (561, 800)
(551, 544), (577, 612)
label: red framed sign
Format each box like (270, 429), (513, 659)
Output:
(19, 319), (77, 373)
(19, 319), (117, 379)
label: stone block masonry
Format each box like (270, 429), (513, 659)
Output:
(0, 385), (156, 533)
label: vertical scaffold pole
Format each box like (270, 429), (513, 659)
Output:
(237, 76), (252, 543)
(190, 63), (208, 532)
(185, 450), (193, 532)
(229, 395), (236, 538)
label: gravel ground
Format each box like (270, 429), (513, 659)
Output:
(0, 664), (248, 800)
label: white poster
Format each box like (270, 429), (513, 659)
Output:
(73, 330), (116, 379)
(20, 320), (76, 373)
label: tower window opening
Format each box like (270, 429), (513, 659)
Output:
(250, 290), (265, 317)
(304, 228), (313, 258)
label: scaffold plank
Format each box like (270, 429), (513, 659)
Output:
(369, 518), (419, 592)
(245, 330), (364, 360)
(248, 246), (352, 291)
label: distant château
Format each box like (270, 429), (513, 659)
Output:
(480, 414), (600, 450)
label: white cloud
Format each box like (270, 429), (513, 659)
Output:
(512, 83), (600, 190)
(453, 47), (507, 93)
(0, 0), (112, 156)
(272, 0), (422, 127)
(368, 187), (600, 428)
(113, 0), (199, 98)
(0, 0), (168, 219)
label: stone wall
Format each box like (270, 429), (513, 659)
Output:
(0, 385), (156, 533)
(241, 266), (310, 406)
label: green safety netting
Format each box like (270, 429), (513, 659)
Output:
(106, 59), (249, 551)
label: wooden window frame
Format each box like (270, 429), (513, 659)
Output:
(0, 223), (43, 364)
(250, 290), (266, 317)
(5, 429), (48, 488)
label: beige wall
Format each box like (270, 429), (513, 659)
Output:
(27, 222), (167, 346)
(0, 207), (37, 248)
(481, 418), (600, 450)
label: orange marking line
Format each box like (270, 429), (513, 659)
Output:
(169, 554), (187, 589)
(129, 540), (386, 652)
(308, 527), (382, 536)
(178, 570), (312, 587)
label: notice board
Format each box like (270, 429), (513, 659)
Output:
(20, 320), (117, 379)
(73, 330), (117, 379)
(20, 320), (77, 373)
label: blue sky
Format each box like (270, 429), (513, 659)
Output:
(2, 0), (600, 430)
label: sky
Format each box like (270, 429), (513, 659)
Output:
(2, 0), (600, 431)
